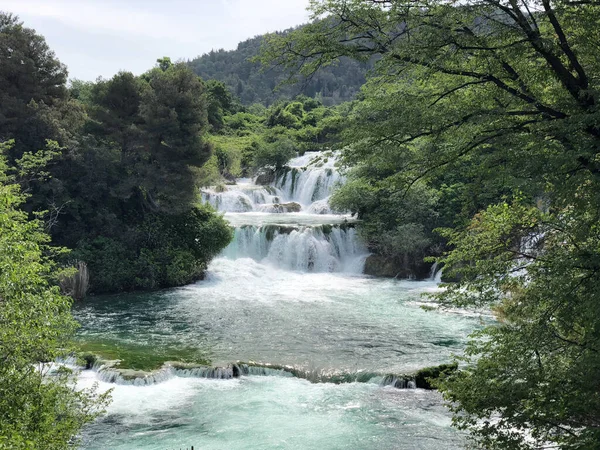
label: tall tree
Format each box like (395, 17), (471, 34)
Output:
(0, 12), (68, 157)
(139, 62), (212, 212)
(57, 63), (232, 293)
(205, 79), (240, 131)
(263, 1), (600, 448)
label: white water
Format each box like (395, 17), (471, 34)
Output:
(201, 152), (343, 215)
(204, 152), (368, 274)
(76, 152), (480, 449)
(79, 374), (464, 450)
(222, 225), (366, 273)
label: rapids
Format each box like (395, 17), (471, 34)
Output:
(76, 152), (481, 449)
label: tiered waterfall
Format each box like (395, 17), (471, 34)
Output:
(201, 152), (369, 273)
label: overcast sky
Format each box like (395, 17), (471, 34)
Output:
(1, 0), (311, 81)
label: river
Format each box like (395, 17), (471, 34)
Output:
(75, 152), (481, 449)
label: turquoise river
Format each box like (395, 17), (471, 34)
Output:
(74, 153), (484, 449)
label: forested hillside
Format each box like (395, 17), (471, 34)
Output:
(188, 30), (371, 106)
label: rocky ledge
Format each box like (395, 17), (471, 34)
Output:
(363, 255), (433, 280)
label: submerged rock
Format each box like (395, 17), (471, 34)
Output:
(363, 255), (408, 278)
(222, 171), (237, 183)
(273, 202), (302, 213)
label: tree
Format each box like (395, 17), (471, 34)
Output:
(0, 141), (108, 448)
(139, 62), (212, 212)
(205, 79), (241, 131)
(57, 64), (233, 293)
(0, 12), (68, 157)
(0, 13), (233, 296)
(263, 1), (600, 448)
(156, 56), (172, 72)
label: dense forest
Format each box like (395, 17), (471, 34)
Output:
(188, 29), (372, 106)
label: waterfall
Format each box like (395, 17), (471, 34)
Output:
(272, 153), (344, 210)
(222, 224), (366, 273)
(429, 262), (443, 282)
(203, 151), (368, 273)
(91, 361), (418, 390)
(201, 184), (283, 213)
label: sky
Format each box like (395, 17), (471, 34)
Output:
(1, 0), (311, 81)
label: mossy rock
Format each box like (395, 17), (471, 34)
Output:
(414, 363), (458, 390)
(255, 168), (276, 185)
(78, 352), (99, 369)
(320, 224), (333, 235)
(363, 254), (430, 279)
(338, 222), (355, 232)
(277, 202), (302, 212)
(264, 186), (277, 195)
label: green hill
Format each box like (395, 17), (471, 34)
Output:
(187, 29), (371, 106)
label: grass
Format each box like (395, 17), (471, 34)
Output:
(74, 338), (211, 371)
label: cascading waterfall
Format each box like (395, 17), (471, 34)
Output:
(205, 151), (368, 273)
(429, 261), (443, 282)
(90, 360), (419, 389)
(201, 183), (283, 213)
(222, 224), (365, 273)
(201, 152), (342, 213)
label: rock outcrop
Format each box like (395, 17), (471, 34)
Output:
(363, 255), (433, 280)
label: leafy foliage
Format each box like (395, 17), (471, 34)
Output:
(0, 15), (233, 294)
(73, 205), (232, 292)
(436, 202), (600, 448)
(0, 142), (109, 448)
(199, 95), (347, 184)
(0, 12), (68, 158)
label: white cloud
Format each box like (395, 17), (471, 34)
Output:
(221, 0), (309, 32)
(1, 0), (311, 80)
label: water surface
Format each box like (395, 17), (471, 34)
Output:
(76, 152), (479, 449)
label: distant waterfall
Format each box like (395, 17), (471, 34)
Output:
(202, 151), (368, 273)
(201, 152), (344, 214)
(201, 184), (284, 213)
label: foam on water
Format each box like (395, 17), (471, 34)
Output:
(78, 374), (464, 450)
(75, 258), (481, 375)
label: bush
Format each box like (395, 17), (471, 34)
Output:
(331, 177), (441, 271)
(73, 205), (233, 293)
(252, 137), (297, 171)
